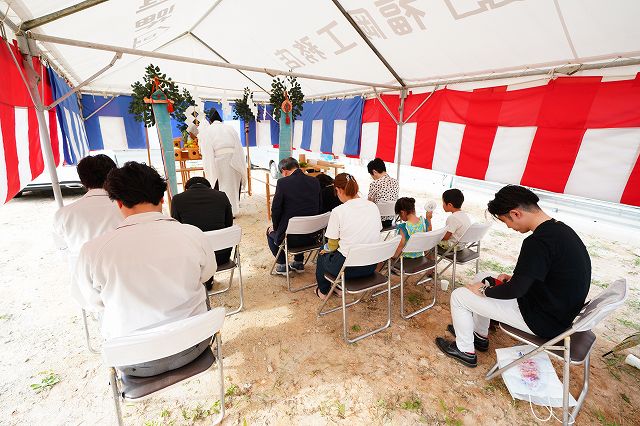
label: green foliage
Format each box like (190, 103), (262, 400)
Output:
(129, 64), (194, 131)
(594, 409), (621, 426)
(269, 75), (304, 122)
(401, 396), (422, 411)
(233, 87), (257, 124)
(0, 313), (13, 321)
(181, 401), (220, 421)
(479, 259), (513, 274)
(225, 384), (240, 397)
(30, 370), (61, 393)
(351, 324), (362, 332)
(617, 318), (640, 331)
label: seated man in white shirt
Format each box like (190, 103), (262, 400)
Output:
(74, 162), (217, 377)
(53, 154), (122, 272)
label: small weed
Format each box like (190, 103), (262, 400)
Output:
(591, 279), (607, 289)
(483, 383), (496, 394)
(160, 408), (171, 418)
(336, 401), (346, 418)
(30, 370), (61, 393)
(0, 313), (13, 321)
(621, 393), (631, 404)
(445, 417), (462, 426)
(225, 384), (240, 397)
(351, 324), (362, 332)
(455, 406), (469, 414)
(401, 396), (422, 411)
(479, 259), (513, 274)
(407, 293), (424, 305)
(604, 355), (623, 381)
(143, 421), (162, 426)
(634, 256), (640, 267)
(181, 401), (220, 421)
(594, 409), (621, 426)
(626, 298), (640, 311)
(617, 319), (640, 331)
(438, 398), (448, 412)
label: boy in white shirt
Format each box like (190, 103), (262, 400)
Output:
(439, 188), (472, 251)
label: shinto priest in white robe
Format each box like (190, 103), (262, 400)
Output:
(197, 121), (247, 215)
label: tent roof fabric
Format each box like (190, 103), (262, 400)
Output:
(2, 0), (639, 99)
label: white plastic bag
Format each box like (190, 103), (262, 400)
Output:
(496, 344), (576, 408)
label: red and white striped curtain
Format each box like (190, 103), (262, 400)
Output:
(361, 76), (640, 207)
(0, 40), (61, 204)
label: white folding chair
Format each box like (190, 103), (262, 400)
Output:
(437, 222), (491, 290)
(104, 308), (226, 426)
(486, 279), (627, 425)
(204, 225), (244, 316)
(269, 212), (331, 292)
(397, 227), (447, 319)
(318, 236), (401, 344)
(376, 201), (397, 240)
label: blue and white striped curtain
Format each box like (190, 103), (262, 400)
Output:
(47, 67), (89, 165)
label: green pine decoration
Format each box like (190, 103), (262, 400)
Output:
(269, 75), (304, 122)
(233, 87), (258, 123)
(129, 64), (194, 132)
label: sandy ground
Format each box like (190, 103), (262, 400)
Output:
(1, 167), (639, 426)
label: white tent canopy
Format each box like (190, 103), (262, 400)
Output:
(2, 0), (640, 99)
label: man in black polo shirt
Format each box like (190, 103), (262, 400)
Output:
(171, 176), (233, 289)
(436, 185), (591, 368)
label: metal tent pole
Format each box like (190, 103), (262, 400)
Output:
(395, 89), (406, 183)
(16, 36), (64, 208)
(26, 32), (400, 90)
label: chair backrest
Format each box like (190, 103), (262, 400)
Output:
(344, 236), (401, 268)
(102, 307), (226, 367)
(402, 227), (447, 254)
(376, 201), (396, 218)
(573, 279), (628, 332)
(458, 222), (491, 244)
(204, 225), (241, 251)
(286, 212), (331, 235)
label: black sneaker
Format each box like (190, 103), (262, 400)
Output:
(435, 337), (477, 368)
(446, 324), (489, 352)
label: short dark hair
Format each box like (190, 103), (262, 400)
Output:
(316, 173), (334, 189)
(278, 157), (299, 172)
(442, 188), (464, 209)
(487, 185), (540, 218)
(105, 162), (166, 208)
(395, 197), (416, 215)
(367, 158), (386, 175)
(77, 154), (117, 189)
(185, 176), (211, 190)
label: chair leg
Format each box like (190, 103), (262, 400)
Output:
(209, 268), (233, 296)
(571, 352), (591, 421)
(82, 309), (100, 354)
(210, 333), (225, 425)
(225, 250), (244, 316)
(109, 367), (124, 426)
(562, 336), (571, 426)
(269, 244), (285, 275)
(451, 250), (457, 291)
(344, 260), (393, 344)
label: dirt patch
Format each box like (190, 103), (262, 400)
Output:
(0, 178), (638, 425)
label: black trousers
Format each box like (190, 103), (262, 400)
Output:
(267, 231), (318, 264)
